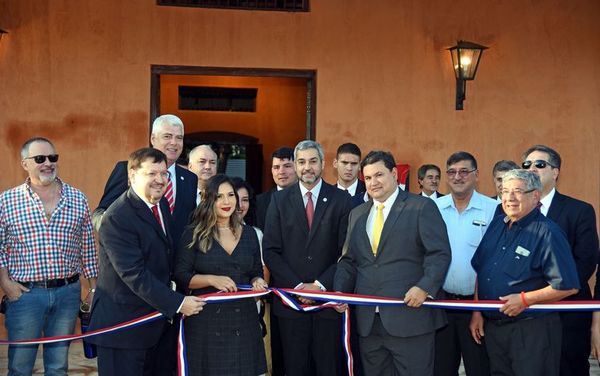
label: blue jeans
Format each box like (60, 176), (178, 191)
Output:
(5, 281), (80, 376)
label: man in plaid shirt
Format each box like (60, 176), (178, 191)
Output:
(0, 137), (98, 376)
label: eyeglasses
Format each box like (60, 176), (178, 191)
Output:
(24, 154), (59, 164)
(521, 160), (555, 169)
(446, 168), (476, 178)
(501, 188), (535, 197)
(143, 171), (171, 180)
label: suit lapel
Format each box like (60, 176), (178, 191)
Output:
(354, 203), (373, 256)
(172, 166), (185, 217)
(376, 189), (407, 257)
(546, 191), (564, 220)
(128, 189), (170, 246)
(307, 182), (332, 243)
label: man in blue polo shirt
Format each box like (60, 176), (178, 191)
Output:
(469, 169), (579, 376)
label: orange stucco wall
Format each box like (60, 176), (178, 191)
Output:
(159, 74), (307, 190)
(0, 0), (598, 218)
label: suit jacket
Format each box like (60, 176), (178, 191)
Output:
(355, 180), (367, 198)
(334, 188), (451, 338)
(263, 181), (352, 319)
(87, 189), (184, 349)
(547, 191), (599, 300)
(255, 188), (275, 231)
(94, 160), (198, 247)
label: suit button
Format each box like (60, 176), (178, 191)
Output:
(215, 332), (221, 336)
(374, 264), (378, 268)
(307, 256), (313, 261)
(235, 330), (240, 336)
(216, 308), (221, 314)
(235, 308), (240, 313)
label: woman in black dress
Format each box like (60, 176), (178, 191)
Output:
(174, 174), (268, 375)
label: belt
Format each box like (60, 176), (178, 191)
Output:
(443, 291), (474, 300)
(18, 274), (80, 289)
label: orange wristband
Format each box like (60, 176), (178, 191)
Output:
(520, 291), (529, 308)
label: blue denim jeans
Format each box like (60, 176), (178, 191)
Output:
(5, 281), (80, 376)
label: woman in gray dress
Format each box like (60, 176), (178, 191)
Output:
(175, 174), (268, 375)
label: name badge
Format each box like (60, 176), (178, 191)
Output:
(515, 246), (530, 257)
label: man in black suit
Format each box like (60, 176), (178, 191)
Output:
(187, 144), (217, 205)
(93, 114), (198, 248)
(255, 146), (296, 231)
(417, 164), (444, 200)
(263, 140), (352, 376)
(335, 150), (451, 375)
(87, 148), (205, 376)
(522, 144), (599, 376)
(490, 160), (519, 202)
(334, 143), (366, 198)
(255, 146), (296, 376)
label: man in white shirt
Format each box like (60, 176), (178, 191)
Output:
(434, 151), (497, 376)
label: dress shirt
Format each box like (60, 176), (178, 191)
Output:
(337, 179), (359, 197)
(299, 179), (323, 209)
(436, 191), (497, 295)
(196, 188), (202, 206)
(472, 209), (579, 320)
(0, 178), (98, 281)
(539, 187), (556, 217)
(366, 187), (400, 245)
(421, 191), (438, 200)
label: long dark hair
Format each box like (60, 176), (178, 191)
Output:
(188, 174), (243, 253)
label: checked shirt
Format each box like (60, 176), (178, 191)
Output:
(0, 178), (98, 281)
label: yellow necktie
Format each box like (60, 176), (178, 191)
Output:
(372, 204), (385, 255)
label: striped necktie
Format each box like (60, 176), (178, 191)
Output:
(371, 204), (384, 255)
(164, 179), (174, 214)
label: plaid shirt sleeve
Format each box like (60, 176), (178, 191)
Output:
(0, 192), (9, 269)
(79, 193), (98, 279)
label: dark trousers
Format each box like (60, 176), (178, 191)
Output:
(360, 314), (435, 376)
(484, 313), (561, 376)
(96, 320), (178, 376)
(434, 310), (489, 376)
(278, 314), (343, 376)
(269, 307), (285, 376)
(559, 311), (592, 376)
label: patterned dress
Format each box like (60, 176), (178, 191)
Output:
(175, 225), (266, 376)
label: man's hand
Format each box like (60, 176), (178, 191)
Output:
(296, 283), (320, 304)
(469, 311), (485, 344)
(404, 286), (427, 307)
(179, 296), (206, 316)
(0, 280), (29, 301)
(334, 303), (348, 313)
(251, 277), (268, 292)
(499, 294), (526, 317)
(209, 275), (238, 292)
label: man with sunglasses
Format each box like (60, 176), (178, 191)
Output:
(0, 137), (98, 375)
(522, 144), (599, 376)
(434, 151), (497, 376)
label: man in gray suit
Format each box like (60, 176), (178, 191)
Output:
(334, 150), (451, 376)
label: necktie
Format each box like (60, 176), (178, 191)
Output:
(164, 179), (174, 213)
(305, 191), (314, 229)
(151, 205), (164, 232)
(372, 204), (385, 255)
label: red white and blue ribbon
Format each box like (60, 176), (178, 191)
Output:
(3, 287), (600, 376)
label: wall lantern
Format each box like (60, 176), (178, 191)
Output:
(0, 29), (7, 45)
(447, 40), (488, 110)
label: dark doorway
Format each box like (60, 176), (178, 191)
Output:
(150, 66), (316, 195)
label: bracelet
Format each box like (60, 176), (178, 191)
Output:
(520, 291), (529, 308)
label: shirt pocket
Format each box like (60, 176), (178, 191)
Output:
(502, 252), (530, 282)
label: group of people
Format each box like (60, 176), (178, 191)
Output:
(0, 113), (598, 376)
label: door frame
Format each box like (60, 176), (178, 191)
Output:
(149, 65), (317, 139)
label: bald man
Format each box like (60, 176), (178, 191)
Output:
(187, 144), (218, 204)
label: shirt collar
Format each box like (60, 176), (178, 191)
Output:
(337, 179), (359, 196)
(504, 206), (542, 228)
(421, 191), (438, 199)
(442, 190), (484, 211)
(24, 177), (66, 198)
(299, 178), (323, 199)
(373, 186), (400, 208)
(540, 187), (556, 211)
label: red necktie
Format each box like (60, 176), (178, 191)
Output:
(306, 191), (314, 229)
(164, 179), (174, 214)
(151, 205), (164, 231)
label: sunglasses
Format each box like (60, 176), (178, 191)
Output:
(24, 154), (60, 164)
(521, 160), (555, 170)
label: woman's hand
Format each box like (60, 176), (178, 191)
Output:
(251, 277), (268, 292)
(209, 275), (238, 292)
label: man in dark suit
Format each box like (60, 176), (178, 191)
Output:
(521, 144), (599, 376)
(87, 148), (205, 376)
(417, 164), (444, 200)
(93, 114), (198, 248)
(334, 143), (366, 198)
(263, 140), (352, 376)
(490, 160), (519, 202)
(335, 150), (451, 376)
(255, 146), (296, 231)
